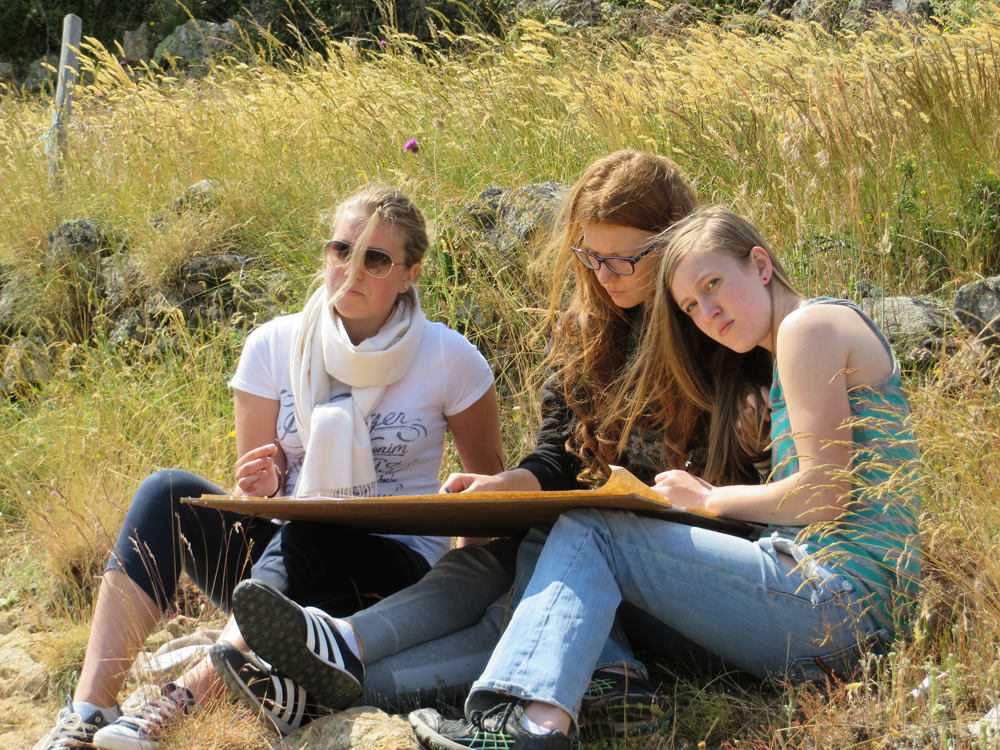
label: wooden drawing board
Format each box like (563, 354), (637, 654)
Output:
(183, 466), (751, 537)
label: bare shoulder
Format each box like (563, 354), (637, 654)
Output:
(778, 302), (890, 385)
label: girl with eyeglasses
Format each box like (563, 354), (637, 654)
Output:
(408, 205), (921, 750)
(33, 185), (504, 750)
(219, 151), (772, 738)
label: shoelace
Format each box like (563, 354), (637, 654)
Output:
(468, 702), (582, 749)
(118, 688), (186, 736)
(468, 701), (520, 735)
(34, 706), (94, 750)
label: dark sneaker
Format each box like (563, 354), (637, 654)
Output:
(210, 642), (326, 736)
(33, 699), (117, 750)
(92, 683), (195, 750)
(232, 579), (364, 710)
(581, 671), (672, 737)
(409, 701), (581, 750)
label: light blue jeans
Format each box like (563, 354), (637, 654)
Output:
(349, 525), (643, 709)
(467, 508), (888, 728)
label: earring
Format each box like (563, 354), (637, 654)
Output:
(762, 276), (769, 284)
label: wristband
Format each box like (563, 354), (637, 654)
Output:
(265, 466), (284, 498)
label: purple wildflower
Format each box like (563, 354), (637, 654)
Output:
(379, 39), (387, 49)
(403, 138), (419, 153)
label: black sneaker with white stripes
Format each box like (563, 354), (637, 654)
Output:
(232, 579), (364, 710)
(210, 642), (325, 735)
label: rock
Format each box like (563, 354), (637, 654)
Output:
(181, 254), (244, 290)
(98, 255), (144, 311)
(0, 647), (47, 699)
(153, 20), (239, 72)
(758, 0), (796, 19)
(109, 310), (148, 347)
(465, 181), (568, 262)
(145, 290), (184, 321)
(954, 276), (1000, 348)
(517, 0), (602, 24)
(3, 338), (53, 386)
(122, 23), (155, 65)
(0, 278), (34, 337)
(0, 63), (14, 85)
(658, 3), (708, 26)
(861, 296), (956, 360)
(173, 179), (220, 214)
(284, 707), (420, 750)
(23, 55), (58, 93)
(47, 219), (115, 267)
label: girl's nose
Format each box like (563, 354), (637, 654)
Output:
(596, 264), (616, 285)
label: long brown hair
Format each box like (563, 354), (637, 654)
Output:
(540, 150), (698, 485)
(625, 205), (795, 486)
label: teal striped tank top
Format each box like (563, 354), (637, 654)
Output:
(767, 298), (921, 633)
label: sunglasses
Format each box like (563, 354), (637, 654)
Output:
(324, 240), (405, 279)
(571, 244), (655, 276)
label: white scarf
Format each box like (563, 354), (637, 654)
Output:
(289, 286), (425, 498)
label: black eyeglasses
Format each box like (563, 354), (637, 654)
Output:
(324, 240), (405, 279)
(571, 244), (655, 276)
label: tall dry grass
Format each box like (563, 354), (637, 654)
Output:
(1, 7), (1000, 748)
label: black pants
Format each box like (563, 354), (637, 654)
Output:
(107, 469), (430, 616)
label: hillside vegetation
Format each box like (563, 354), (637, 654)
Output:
(2, 9), (1000, 748)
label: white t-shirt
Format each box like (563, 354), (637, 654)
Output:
(229, 310), (495, 566)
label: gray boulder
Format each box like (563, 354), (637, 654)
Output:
(758, 0), (796, 18)
(98, 255), (144, 311)
(174, 179), (220, 214)
(23, 55), (58, 92)
(861, 295), (956, 363)
(122, 22), (157, 65)
(954, 276), (1000, 348)
(465, 181), (568, 262)
(47, 218), (116, 267)
(153, 20), (239, 72)
(0, 276), (36, 337)
(3, 338), (54, 386)
(0, 63), (14, 86)
(517, 0), (602, 24)
(181, 254), (245, 297)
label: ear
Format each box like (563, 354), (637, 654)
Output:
(400, 261), (421, 292)
(748, 246), (773, 284)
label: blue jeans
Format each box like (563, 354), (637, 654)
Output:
(467, 508), (887, 729)
(350, 525), (643, 709)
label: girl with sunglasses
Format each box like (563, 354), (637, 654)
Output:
(220, 152), (771, 737)
(33, 185), (503, 750)
(409, 205), (921, 750)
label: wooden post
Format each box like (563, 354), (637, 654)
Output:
(47, 14), (83, 182)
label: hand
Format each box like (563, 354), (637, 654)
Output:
(735, 386), (772, 458)
(652, 469), (715, 512)
(234, 443), (280, 498)
(440, 472), (510, 494)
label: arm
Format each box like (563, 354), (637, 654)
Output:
(655, 306), (880, 525)
(232, 389), (287, 498)
(440, 368), (578, 495)
(445, 385), (505, 547)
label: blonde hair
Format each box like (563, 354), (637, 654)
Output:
(327, 184), (429, 309)
(624, 205), (795, 485)
(539, 150), (699, 485)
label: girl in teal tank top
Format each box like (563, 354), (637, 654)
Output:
(655, 208), (921, 631)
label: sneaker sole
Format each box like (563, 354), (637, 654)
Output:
(92, 728), (157, 750)
(210, 647), (292, 736)
(582, 700), (674, 737)
(233, 580), (363, 710)
(408, 710), (468, 750)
